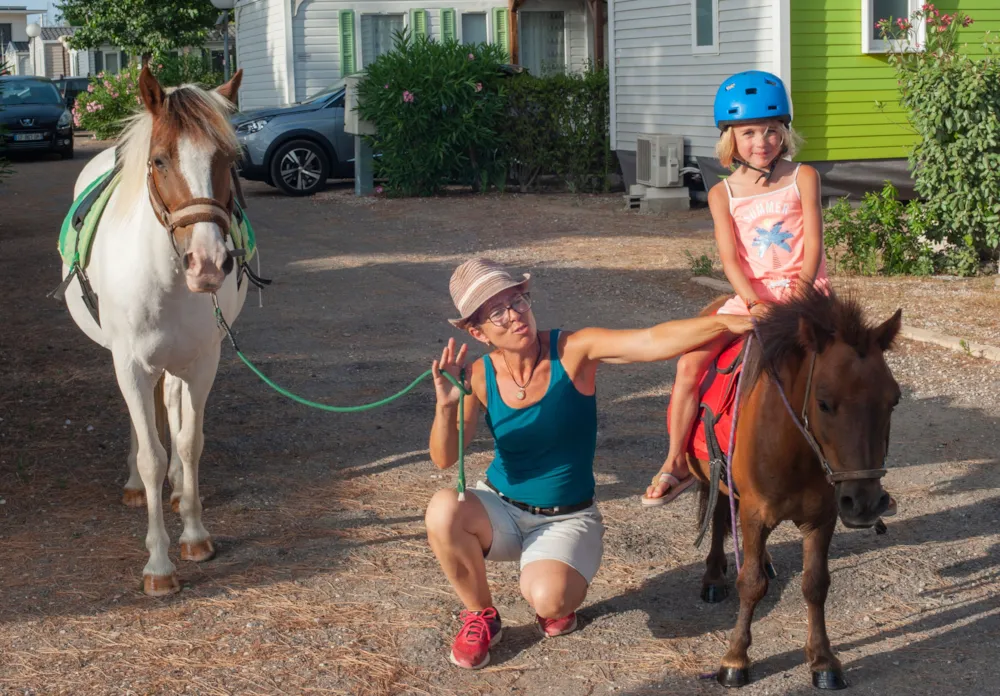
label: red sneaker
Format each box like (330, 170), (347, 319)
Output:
(449, 608), (502, 669)
(536, 612), (578, 638)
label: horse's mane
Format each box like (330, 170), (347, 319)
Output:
(739, 287), (884, 408)
(110, 83), (239, 223)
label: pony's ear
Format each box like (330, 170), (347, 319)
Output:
(215, 68), (243, 105)
(798, 316), (832, 354)
(139, 66), (165, 117)
(874, 308), (903, 351)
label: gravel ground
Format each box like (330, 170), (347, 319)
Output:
(1, 139), (999, 695)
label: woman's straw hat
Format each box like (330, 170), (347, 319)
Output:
(449, 258), (531, 327)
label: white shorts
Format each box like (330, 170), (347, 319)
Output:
(469, 480), (605, 584)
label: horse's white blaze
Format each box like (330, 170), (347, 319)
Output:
(178, 136), (229, 292)
(60, 81), (248, 591)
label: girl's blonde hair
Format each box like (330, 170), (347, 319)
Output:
(715, 121), (803, 169)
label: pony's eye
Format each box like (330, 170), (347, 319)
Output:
(817, 399), (831, 413)
(153, 157), (167, 170)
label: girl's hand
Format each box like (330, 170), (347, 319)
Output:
(750, 303), (769, 320)
(431, 338), (469, 407)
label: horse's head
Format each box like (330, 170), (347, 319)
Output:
(138, 66), (244, 293)
(749, 288), (903, 529)
(796, 293), (902, 528)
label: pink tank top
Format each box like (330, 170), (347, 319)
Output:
(723, 164), (828, 303)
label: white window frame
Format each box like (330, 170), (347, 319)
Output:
(357, 12), (406, 69)
(862, 0), (925, 54)
(459, 11), (489, 44)
(691, 0), (719, 55)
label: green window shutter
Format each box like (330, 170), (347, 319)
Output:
(410, 9), (428, 39)
(492, 7), (509, 59)
(440, 9), (456, 42)
(339, 10), (356, 76)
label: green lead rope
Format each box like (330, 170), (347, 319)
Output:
(213, 300), (472, 499)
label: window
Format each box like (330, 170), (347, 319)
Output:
(0, 24), (11, 49)
(360, 14), (404, 68)
(520, 12), (565, 76)
(863, 0), (924, 54)
(691, 0), (718, 54)
(93, 51), (103, 73)
(104, 52), (119, 75)
(462, 12), (487, 45)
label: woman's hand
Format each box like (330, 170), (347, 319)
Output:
(720, 314), (754, 335)
(749, 302), (769, 320)
(431, 337), (469, 406)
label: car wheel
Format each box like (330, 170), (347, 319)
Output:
(60, 147), (74, 160)
(270, 139), (329, 196)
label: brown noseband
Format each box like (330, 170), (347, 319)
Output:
(147, 160), (233, 253)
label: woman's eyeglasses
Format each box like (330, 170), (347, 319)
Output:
(484, 293), (532, 327)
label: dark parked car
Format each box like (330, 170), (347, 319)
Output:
(230, 80), (352, 196)
(0, 76), (74, 159)
(54, 76), (92, 108)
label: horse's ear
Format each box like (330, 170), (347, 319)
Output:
(874, 308), (903, 351)
(139, 66), (165, 117)
(798, 316), (832, 354)
(215, 68), (243, 105)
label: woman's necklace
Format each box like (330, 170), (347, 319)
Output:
(501, 338), (542, 401)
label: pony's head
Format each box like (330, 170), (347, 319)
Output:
(749, 288), (902, 529)
(117, 66), (243, 293)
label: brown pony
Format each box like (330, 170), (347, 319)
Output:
(687, 287), (901, 690)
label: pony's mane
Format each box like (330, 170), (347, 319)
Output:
(110, 83), (238, 222)
(740, 287), (883, 407)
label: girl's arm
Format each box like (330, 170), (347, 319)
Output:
(429, 340), (481, 469)
(709, 183), (759, 308)
(796, 165), (823, 287)
(566, 313), (752, 366)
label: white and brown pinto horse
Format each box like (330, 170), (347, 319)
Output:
(62, 67), (248, 595)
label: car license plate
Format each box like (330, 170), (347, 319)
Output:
(13, 133), (45, 142)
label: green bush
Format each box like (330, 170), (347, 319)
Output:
(73, 56), (224, 140)
(879, 3), (1000, 273)
(823, 182), (936, 276)
(357, 33), (511, 197)
(504, 67), (614, 193)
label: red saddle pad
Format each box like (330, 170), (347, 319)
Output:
(667, 337), (746, 462)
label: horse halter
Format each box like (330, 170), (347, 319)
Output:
(766, 337), (888, 486)
(146, 159), (234, 254)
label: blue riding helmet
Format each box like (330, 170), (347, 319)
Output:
(714, 71), (791, 130)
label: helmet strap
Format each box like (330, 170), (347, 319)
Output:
(733, 146), (788, 184)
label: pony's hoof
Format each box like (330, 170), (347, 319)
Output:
(170, 495), (181, 514)
(143, 573), (180, 597)
(717, 667), (751, 688)
(764, 562), (778, 580)
(181, 539), (216, 563)
(812, 669), (848, 690)
(122, 489), (146, 507)
(701, 584), (729, 603)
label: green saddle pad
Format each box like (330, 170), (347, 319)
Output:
(59, 171), (257, 270)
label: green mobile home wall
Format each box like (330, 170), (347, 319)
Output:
(790, 0), (1000, 162)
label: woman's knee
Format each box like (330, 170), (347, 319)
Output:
(425, 488), (463, 539)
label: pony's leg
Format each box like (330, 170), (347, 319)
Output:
(701, 492), (730, 603)
(112, 357), (177, 596)
(164, 372), (185, 514)
(717, 511), (771, 688)
(798, 519), (845, 690)
(174, 343), (220, 563)
(122, 423), (146, 507)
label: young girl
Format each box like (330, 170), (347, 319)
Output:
(642, 70), (896, 517)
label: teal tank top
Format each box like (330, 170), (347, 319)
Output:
(483, 329), (598, 508)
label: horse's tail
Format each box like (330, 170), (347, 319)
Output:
(153, 374), (168, 450)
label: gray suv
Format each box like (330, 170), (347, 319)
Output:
(231, 80), (353, 196)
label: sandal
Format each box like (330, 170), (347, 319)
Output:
(641, 472), (697, 507)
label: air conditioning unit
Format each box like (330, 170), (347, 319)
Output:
(635, 134), (684, 188)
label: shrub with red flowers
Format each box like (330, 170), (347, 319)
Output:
(875, 4), (1000, 275)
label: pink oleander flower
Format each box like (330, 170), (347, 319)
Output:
(922, 3), (934, 12)
(384, 83), (389, 89)
(474, 82), (483, 92)
(937, 24), (946, 32)
(87, 83), (94, 92)
(468, 53), (475, 60)
(896, 17), (912, 31)
(402, 90), (414, 103)
(375, 185), (384, 194)
(963, 16), (974, 27)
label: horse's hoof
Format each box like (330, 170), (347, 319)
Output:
(812, 669), (848, 690)
(717, 667), (751, 688)
(701, 584), (729, 603)
(170, 495), (181, 514)
(764, 562), (778, 580)
(143, 573), (180, 597)
(122, 489), (146, 507)
(181, 539), (216, 563)
(874, 519), (888, 535)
